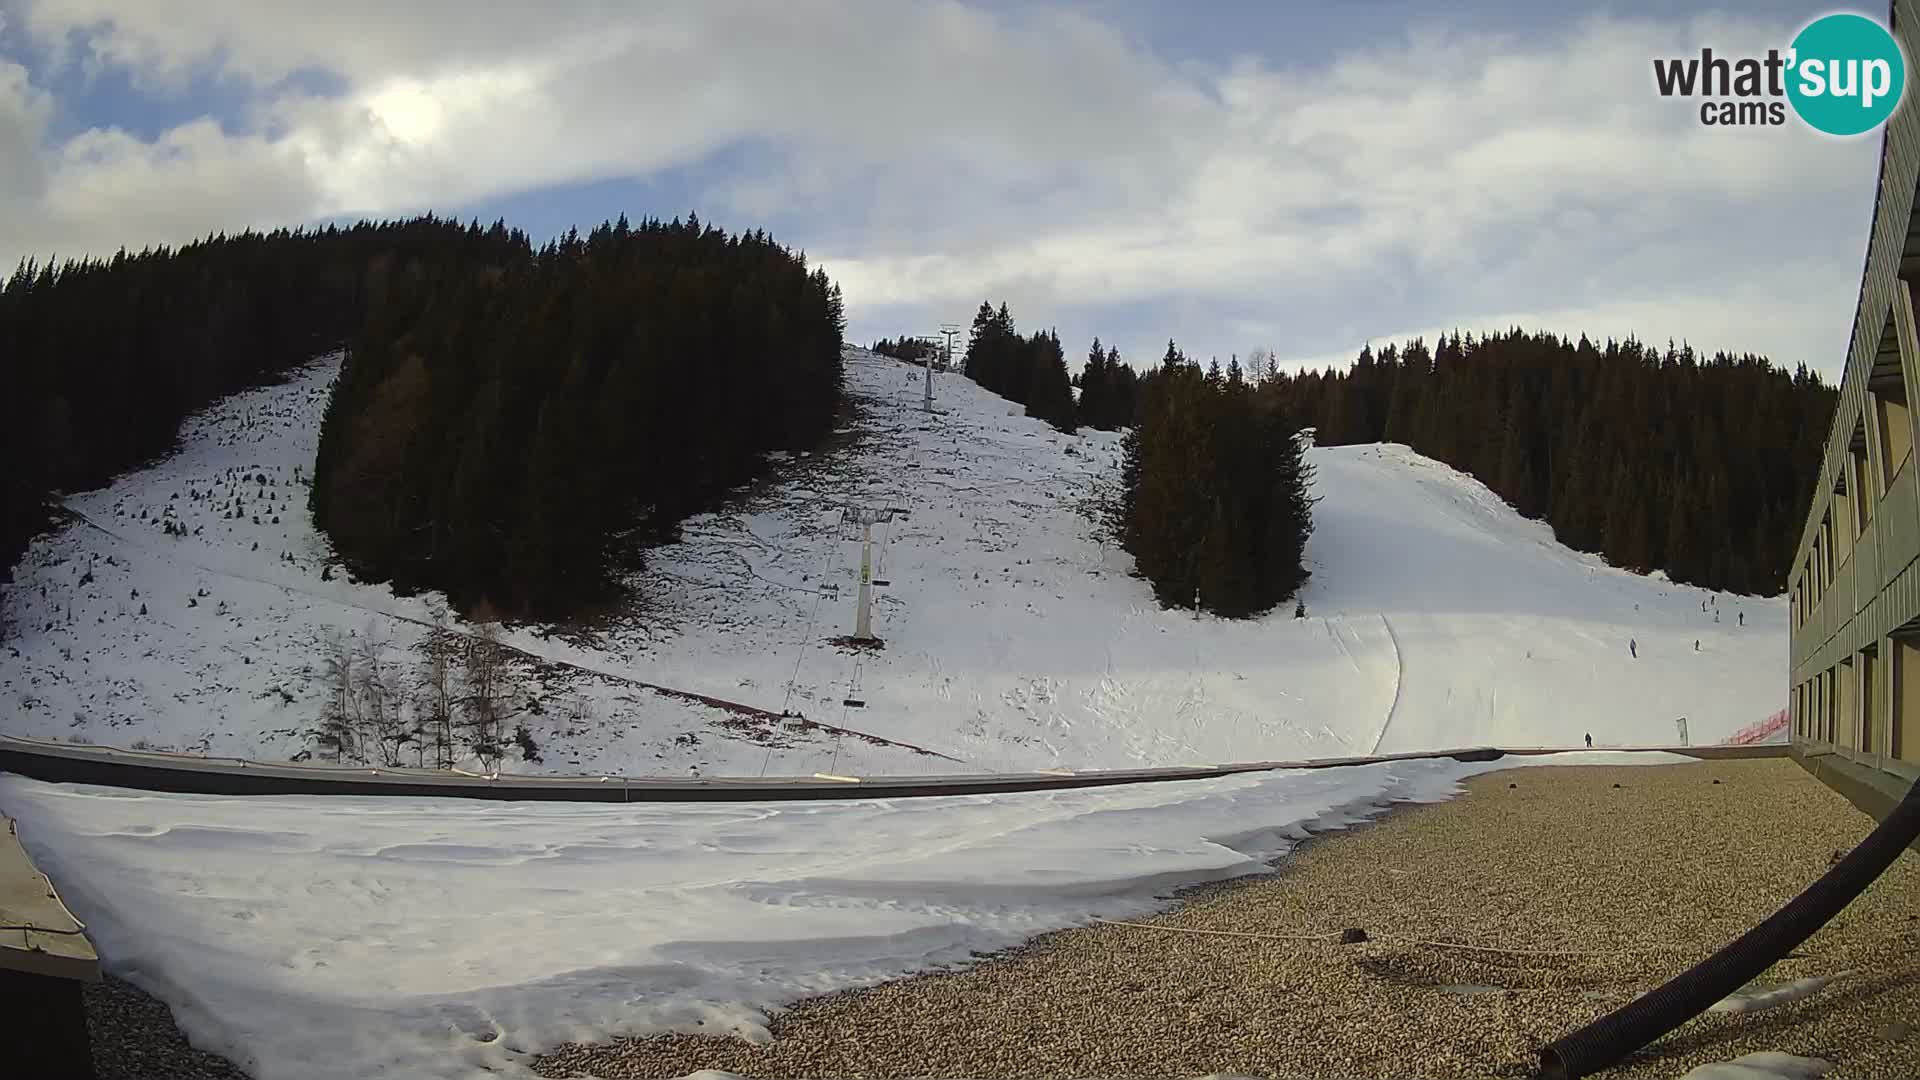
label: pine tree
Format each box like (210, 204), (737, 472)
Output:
(963, 301), (996, 382)
(1118, 347), (1317, 618)
(1025, 329), (1077, 432)
(1197, 496), (1257, 616)
(1078, 337), (1111, 428)
(1109, 353), (1139, 427)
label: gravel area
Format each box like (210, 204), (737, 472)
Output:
(86, 974), (254, 1080)
(533, 757), (1920, 1079)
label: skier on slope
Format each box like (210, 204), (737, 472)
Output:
(1584, 733), (1593, 749)
(1630, 638), (1637, 658)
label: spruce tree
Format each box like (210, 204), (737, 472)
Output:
(1078, 337), (1111, 428)
(1025, 329), (1077, 433)
(1109, 353), (1138, 427)
(1117, 345), (1317, 618)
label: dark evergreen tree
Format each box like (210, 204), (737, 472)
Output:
(1024, 329), (1077, 432)
(1119, 341), (1315, 617)
(871, 336), (936, 363)
(1077, 338), (1112, 428)
(962, 304), (1079, 433)
(1108, 349), (1140, 427)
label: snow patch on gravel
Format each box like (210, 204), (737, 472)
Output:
(2, 751), (1689, 1080)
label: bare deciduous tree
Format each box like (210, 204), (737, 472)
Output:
(460, 621), (509, 773)
(356, 623), (408, 766)
(316, 629), (359, 762)
(415, 607), (458, 769)
(1247, 347), (1270, 382)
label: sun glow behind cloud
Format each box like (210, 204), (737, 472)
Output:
(0, 0), (1879, 375)
(364, 79), (445, 145)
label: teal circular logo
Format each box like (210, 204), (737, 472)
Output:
(1787, 13), (1907, 136)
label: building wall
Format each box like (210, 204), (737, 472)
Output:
(1788, 0), (1920, 784)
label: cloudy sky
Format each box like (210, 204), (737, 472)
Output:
(0, 0), (1888, 377)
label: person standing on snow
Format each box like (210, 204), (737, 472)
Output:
(1584, 733), (1593, 749)
(1630, 638), (1637, 658)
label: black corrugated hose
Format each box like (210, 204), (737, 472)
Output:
(1538, 771), (1920, 1079)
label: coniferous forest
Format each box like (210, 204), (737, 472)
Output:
(2, 214), (845, 624)
(961, 302), (1078, 432)
(1259, 329), (1835, 596)
(952, 311), (1831, 608)
(870, 336), (938, 364)
(954, 303), (1301, 617)
(1073, 337), (1140, 431)
(311, 215), (846, 618)
(1118, 345), (1316, 617)
(1, 217), (517, 580)
(954, 304), (1140, 431)
(6, 218), (1835, 628)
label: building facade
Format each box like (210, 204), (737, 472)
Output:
(1788, 0), (1920, 797)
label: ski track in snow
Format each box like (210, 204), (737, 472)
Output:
(1371, 613), (1405, 756)
(2, 348), (1785, 777)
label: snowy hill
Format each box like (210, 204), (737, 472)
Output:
(0, 347), (1784, 774)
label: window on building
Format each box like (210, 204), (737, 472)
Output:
(1839, 656), (1858, 749)
(1863, 644), (1881, 754)
(1824, 511), (1836, 583)
(1878, 390), (1912, 489)
(1849, 424), (1873, 532)
(1823, 669), (1832, 742)
(1835, 472), (1857, 562)
(1874, 301), (1912, 489)
(1898, 634), (1920, 763)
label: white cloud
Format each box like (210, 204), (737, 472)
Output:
(0, 60), (51, 204)
(0, 2), (1881, 378)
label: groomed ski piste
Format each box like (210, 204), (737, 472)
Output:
(0, 346), (1792, 1078)
(0, 346), (1784, 776)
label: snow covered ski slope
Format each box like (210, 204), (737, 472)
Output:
(1302, 443), (1784, 752)
(0, 347), (1783, 775)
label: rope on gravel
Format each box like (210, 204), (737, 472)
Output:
(1091, 918), (1334, 943)
(1089, 917), (1691, 957)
